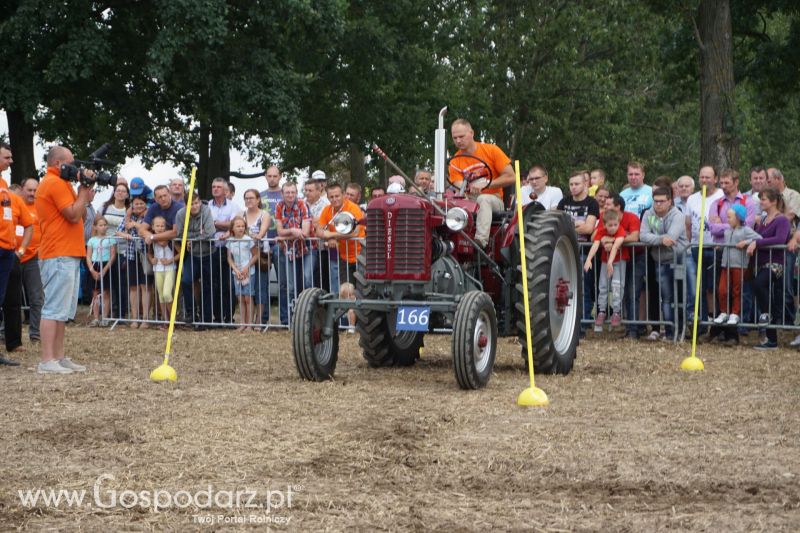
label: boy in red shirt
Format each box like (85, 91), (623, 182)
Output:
(584, 209), (628, 331)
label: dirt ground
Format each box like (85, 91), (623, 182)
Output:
(0, 322), (798, 532)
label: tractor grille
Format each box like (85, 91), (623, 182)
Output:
(366, 209), (386, 274)
(393, 208), (426, 274)
(365, 208), (426, 276)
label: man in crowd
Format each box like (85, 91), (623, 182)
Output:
(414, 169), (435, 198)
(34, 145), (88, 374)
(589, 168), (606, 197)
(370, 186), (386, 200)
(618, 161), (654, 339)
(706, 169), (758, 341)
(260, 165), (283, 323)
(18, 178), (44, 344)
(747, 166), (767, 201)
(275, 182), (312, 325)
(448, 118), (515, 248)
(558, 171), (599, 334)
(169, 177), (186, 203)
(766, 167), (799, 327)
(318, 183), (364, 285)
(520, 164), (563, 209)
(140, 185), (183, 244)
(685, 165), (724, 330)
(304, 180), (330, 291)
(640, 187), (688, 341)
(176, 192), (215, 330)
(345, 182), (362, 205)
(0, 145), (32, 365)
(209, 177), (240, 324)
(674, 175), (695, 214)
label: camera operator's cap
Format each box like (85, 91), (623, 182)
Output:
(310, 170), (327, 182)
(129, 177), (146, 196)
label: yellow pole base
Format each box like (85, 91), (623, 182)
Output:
(680, 356), (705, 372)
(517, 386), (549, 407)
(150, 363), (178, 383)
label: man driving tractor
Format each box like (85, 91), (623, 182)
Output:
(448, 118), (515, 247)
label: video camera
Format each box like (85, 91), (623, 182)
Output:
(59, 143), (118, 188)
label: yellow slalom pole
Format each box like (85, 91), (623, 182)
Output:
(150, 168), (197, 382)
(681, 184), (706, 371)
(515, 160), (549, 407)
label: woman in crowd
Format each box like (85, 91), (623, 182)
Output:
(243, 188), (271, 327)
(747, 187), (791, 349)
(115, 195), (152, 327)
(101, 182), (131, 318)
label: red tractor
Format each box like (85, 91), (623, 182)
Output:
(292, 109), (581, 389)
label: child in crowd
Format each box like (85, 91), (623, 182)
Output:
(714, 204), (760, 325)
(226, 216), (257, 332)
(86, 216), (117, 326)
(339, 282), (357, 332)
(584, 209), (627, 331)
(148, 216), (176, 330)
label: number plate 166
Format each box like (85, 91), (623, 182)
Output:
(396, 306), (430, 332)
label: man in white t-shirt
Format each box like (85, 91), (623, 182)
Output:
(520, 165), (563, 209)
(684, 165), (723, 327)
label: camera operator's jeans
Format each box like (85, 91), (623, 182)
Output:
(624, 251), (647, 335)
(210, 247), (233, 324)
(684, 247), (715, 324)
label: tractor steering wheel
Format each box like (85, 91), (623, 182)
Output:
(447, 153), (495, 195)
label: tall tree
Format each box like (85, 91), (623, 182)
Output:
(696, 0), (738, 170)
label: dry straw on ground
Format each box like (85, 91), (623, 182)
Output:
(1, 324), (798, 531)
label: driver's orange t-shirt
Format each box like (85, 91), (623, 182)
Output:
(448, 142), (511, 200)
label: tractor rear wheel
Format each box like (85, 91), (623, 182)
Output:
(516, 211), (581, 374)
(452, 291), (497, 389)
(292, 288), (338, 381)
(354, 253), (423, 367)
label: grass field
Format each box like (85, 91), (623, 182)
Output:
(1, 323), (799, 531)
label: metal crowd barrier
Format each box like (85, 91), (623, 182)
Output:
(94, 236), (363, 331)
(580, 241), (800, 342)
(88, 236), (800, 341)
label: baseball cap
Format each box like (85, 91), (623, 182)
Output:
(129, 177), (146, 196)
(310, 170), (327, 182)
(387, 182), (405, 194)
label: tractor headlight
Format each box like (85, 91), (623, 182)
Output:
(333, 211), (357, 234)
(445, 207), (469, 231)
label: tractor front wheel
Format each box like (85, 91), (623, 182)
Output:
(452, 291), (497, 389)
(292, 288), (339, 381)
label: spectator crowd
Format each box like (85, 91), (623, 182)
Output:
(1, 130), (799, 374)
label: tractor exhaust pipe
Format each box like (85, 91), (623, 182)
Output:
(434, 106), (448, 199)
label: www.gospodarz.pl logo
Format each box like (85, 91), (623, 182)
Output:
(17, 474), (300, 514)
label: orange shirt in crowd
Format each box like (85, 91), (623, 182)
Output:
(35, 167), (86, 260)
(448, 142), (511, 200)
(15, 200), (40, 263)
(0, 188), (33, 251)
(318, 198), (364, 264)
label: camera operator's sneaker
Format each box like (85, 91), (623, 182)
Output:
(789, 334), (800, 347)
(713, 313), (729, 324)
(38, 360), (73, 374)
(758, 313), (770, 326)
(647, 331), (662, 341)
(59, 358), (86, 372)
(594, 312), (606, 332)
(726, 314), (740, 325)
